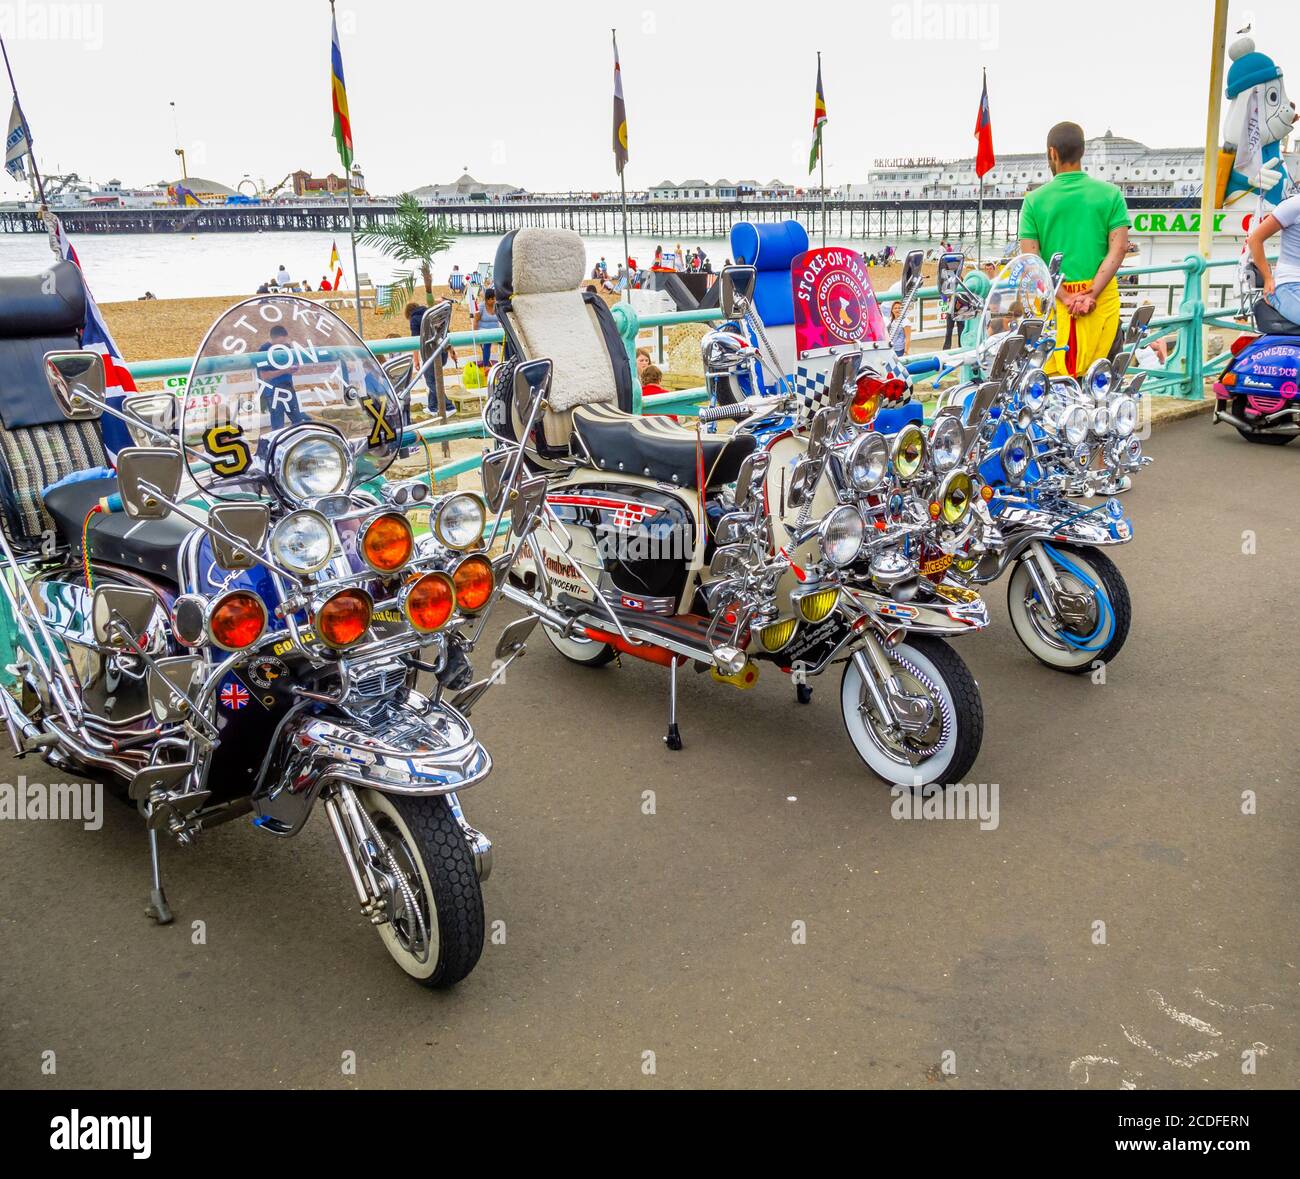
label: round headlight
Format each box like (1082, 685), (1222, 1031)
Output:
(433, 492), (486, 550)
(929, 415), (964, 473)
(891, 424), (926, 481)
(819, 505), (864, 568)
(1091, 406), (1112, 436)
(938, 470), (973, 525)
(1001, 432), (1032, 483)
(1019, 367), (1049, 412)
(270, 510), (334, 574)
(277, 432), (351, 501)
(1062, 405), (1089, 446)
(1113, 396), (1138, 437)
(1085, 359), (1113, 403)
(845, 432), (888, 492)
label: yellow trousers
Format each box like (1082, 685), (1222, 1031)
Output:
(1046, 280), (1120, 378)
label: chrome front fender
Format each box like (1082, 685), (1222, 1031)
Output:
(273, 689), (492, 803)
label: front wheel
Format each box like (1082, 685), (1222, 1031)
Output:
(1006, 544), (1130, 673)
(360, 791), (485, 989)
(840, 636), (983, 789)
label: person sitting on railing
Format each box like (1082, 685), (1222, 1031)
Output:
(1246, 192), (1300, 325)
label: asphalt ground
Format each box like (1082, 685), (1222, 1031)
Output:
(0, 414), (1295, 1089)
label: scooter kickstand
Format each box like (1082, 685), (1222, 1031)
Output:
(665, 656), (683, 751)
(145, 827), (173, 925)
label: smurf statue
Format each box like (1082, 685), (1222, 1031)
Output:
(1215, 31), (1298, 210)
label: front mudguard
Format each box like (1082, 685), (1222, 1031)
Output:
(976, 496), (1132, 581)
(842, 583), (990, 638)
(258, 689), (491, 827)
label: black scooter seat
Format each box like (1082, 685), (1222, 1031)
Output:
(42, 476), (197, 582)
(572, 403), (756, 490)
(1252, 299), (1300, 336)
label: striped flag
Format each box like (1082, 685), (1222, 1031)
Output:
(808, 55), (827, 174)
(330, 5), (353, 170)
(46, 213), (137, 459)
(612, 32), (628, 175)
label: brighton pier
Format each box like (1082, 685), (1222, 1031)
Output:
(0, 194), (1192, 240)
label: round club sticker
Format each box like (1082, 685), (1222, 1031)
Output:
(817, 268), (871, 344)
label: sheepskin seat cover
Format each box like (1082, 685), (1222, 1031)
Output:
(507, 228), (617, 414)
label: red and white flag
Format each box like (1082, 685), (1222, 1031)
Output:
(47, 213), (138, 458)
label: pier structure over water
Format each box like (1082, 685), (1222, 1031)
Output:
(0, 195), (1190, 242)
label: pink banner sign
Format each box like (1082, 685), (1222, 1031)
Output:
(791, 247), (888, 357)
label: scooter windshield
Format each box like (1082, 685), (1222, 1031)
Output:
(977, 253), (1057, 354)
(180, 295), (403, 498)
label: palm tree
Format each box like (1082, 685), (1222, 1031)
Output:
(356, 192), (456, 314)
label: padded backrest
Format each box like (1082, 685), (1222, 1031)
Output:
(729, 220), (808, 328)
(0, 260), (89, 429)
(728, 221), (808, 391)
(0, 419), (108, 548)
(495, 228), (619, 414)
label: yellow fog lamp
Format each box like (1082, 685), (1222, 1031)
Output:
(796, 586), (840, 624)
(759, 617), (798, 652)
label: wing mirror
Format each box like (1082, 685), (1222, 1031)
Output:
(115, 448), (183, 519)
(1047, 252), (1064, 286)
(417, 300), (454, 367)
(513, 357), (553, 421)
(805, 405), (840, 462)
(43, 350), (105, 420)
(1017, 317), (1045, 348)
(720, 265), (757, 320)
(122, 393), (178, 445)
(382, 354), (415, 397)
(732, 450), (768, 507)
(510, 474), (548, 538)
(936, 252), (965, 297)
(1125, 302), (1155, 345)
(987, 332), (1026, 384)
(827, 352), (860, 408)
(964, 381), (1002, 434)
(900, 249), (925, 299)
(208, 502), (271, 571)
(494, 614), (538, 661)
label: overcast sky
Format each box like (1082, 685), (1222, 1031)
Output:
(1, 0), (1294, 198)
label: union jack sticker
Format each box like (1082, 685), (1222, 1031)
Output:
(219, 681), (250, 710)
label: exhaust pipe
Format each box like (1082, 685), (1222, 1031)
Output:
(1214, 406), (1300, 434)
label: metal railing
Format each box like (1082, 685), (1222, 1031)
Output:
(124, 254), (1248, 489)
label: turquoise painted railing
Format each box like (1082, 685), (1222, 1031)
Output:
(125, 255), (1248, 489)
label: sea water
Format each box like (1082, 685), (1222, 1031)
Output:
(0, 228), (941, 302)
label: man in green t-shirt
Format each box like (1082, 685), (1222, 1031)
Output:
(1018, 122), (1131, 377)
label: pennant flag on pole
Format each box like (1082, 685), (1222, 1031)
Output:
(5, 98), (30, 180)
(328, 239), (343, 289)
(808, 56), (827, 174)
(974, 69), (995, 178)
(612, 32), (628, 175)
(330, 5), (353, 171)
